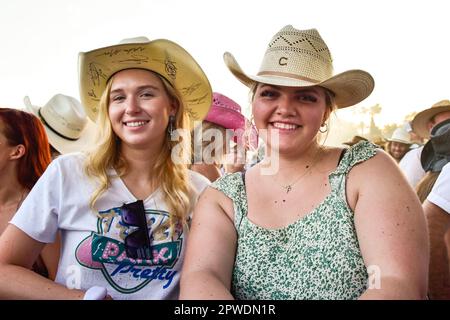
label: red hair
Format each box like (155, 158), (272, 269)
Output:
(0, 108), (52, 190)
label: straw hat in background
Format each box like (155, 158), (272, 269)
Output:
(411, 100), (450, 139)
(24, 94), (97, 154)
(387, 126), (413, 145)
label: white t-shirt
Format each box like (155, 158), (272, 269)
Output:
(11, 153), (210, 300)
(427, 162), (450, 214)
(399, 146), (425, 187)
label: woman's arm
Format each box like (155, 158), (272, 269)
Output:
(40, 232), (61, 281)
(350, 151), (429, 299)
(180, 187), (237, 299)
(0, 224), (84, 299)
(423, 200), (450, 299)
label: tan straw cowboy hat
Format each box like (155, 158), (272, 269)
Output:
(411, 99), (450, 139)
(78, 36), (212, 128)
(24, 94), (97, 154)
(224, 25), (374, 108)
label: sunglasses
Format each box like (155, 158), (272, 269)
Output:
(120, 200), (151, 260)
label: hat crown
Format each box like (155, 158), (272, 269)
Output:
(389, 126), (412, 144)
(431, 99), (450, 108)
(119, 36), (150, 44)
(422, 118), (450, 172)
(430, 118), (450, 155)
(212, 92), (241, 113)
(41, 94), (88, 139)
(258, 25), (333, 83)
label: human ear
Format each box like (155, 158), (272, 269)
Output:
(9, 144), (26, 160)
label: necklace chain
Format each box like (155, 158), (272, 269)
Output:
(279, 148), (323, 194)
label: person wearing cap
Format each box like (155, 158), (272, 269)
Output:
(0, 108), (58, 280)
(24, 94), (97, 158)
(181, 25), (428, 300)
(191, 92), (258, 182)
(415, 119), (450, 299)
(399, 100), (450, 187)
(0, 37), (212, 299)
(385, 125), (413, 162)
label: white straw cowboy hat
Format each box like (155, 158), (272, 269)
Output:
(24, 94), (97, 154)
(411, 99), (450, 139)
(387, 126), (413, 144)
(224, 25), (374, 108)
(78, 36), (212, 128)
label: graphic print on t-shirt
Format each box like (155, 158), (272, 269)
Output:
(75, 206), (184, 293)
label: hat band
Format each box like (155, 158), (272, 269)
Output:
(257, 71), (321, 84)
(38, 109), (79, 141)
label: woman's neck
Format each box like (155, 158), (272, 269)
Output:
(0, 179), (28, 207)
(260, 142), (325, 179)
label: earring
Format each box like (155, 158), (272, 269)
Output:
(167, 115), (176, 139)
(319, 123), (328, 133)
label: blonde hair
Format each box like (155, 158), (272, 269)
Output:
(84, 70), (193, 231)
(415, 171), (440, 203)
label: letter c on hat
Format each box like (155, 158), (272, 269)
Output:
(279, 57), (288, 66)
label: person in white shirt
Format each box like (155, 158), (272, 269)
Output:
(0, 37), (212, 299)
(399, 100), (450, 187)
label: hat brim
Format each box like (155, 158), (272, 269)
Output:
(419, 140), (450, 172)
(224, 52), (374, 109)
(79, 39), (212, 128)
(387, 138), (412, 144)
(412, 105), (450, 139)
(24, 96), (98, 155)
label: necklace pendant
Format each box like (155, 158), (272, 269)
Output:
(285, 185), (292, 193)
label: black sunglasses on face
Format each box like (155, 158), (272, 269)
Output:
(120, 200), (151, 260)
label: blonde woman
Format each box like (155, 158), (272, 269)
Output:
(181, 26), (428, 300)
(0, 37), (211, 299)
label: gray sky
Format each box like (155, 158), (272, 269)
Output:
(1, 0), (449, 134)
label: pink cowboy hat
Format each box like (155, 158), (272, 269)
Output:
(205, 92), (258, 149)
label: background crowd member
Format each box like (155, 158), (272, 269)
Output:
(24, 94), (97, 158)
(385, 125), (413, 163)
(415, 119), (450, 299)
(0, 36), (211, 299)
(181, 25), (428, 300)
(342, 135), (368, 147)
(400, 100), (450, 187)
(0, 108), (58, 280)
(191, 92), (257, 182)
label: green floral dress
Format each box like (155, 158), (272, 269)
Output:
(211, 141), (378, 300)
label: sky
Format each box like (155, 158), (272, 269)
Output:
(1, 0), (449, 144)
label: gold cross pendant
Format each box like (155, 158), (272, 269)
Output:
(284, 185), (292, 193)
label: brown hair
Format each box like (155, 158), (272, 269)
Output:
(0, 108), (52, 190)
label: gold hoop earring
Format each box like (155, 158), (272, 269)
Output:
(319, 123), (328, 133)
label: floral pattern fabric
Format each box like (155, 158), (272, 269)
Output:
(211, 141), (378, 300)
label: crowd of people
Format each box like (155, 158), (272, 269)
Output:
(0, 24), (449, 300)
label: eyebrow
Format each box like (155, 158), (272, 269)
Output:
(110, 85), (160, 95)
